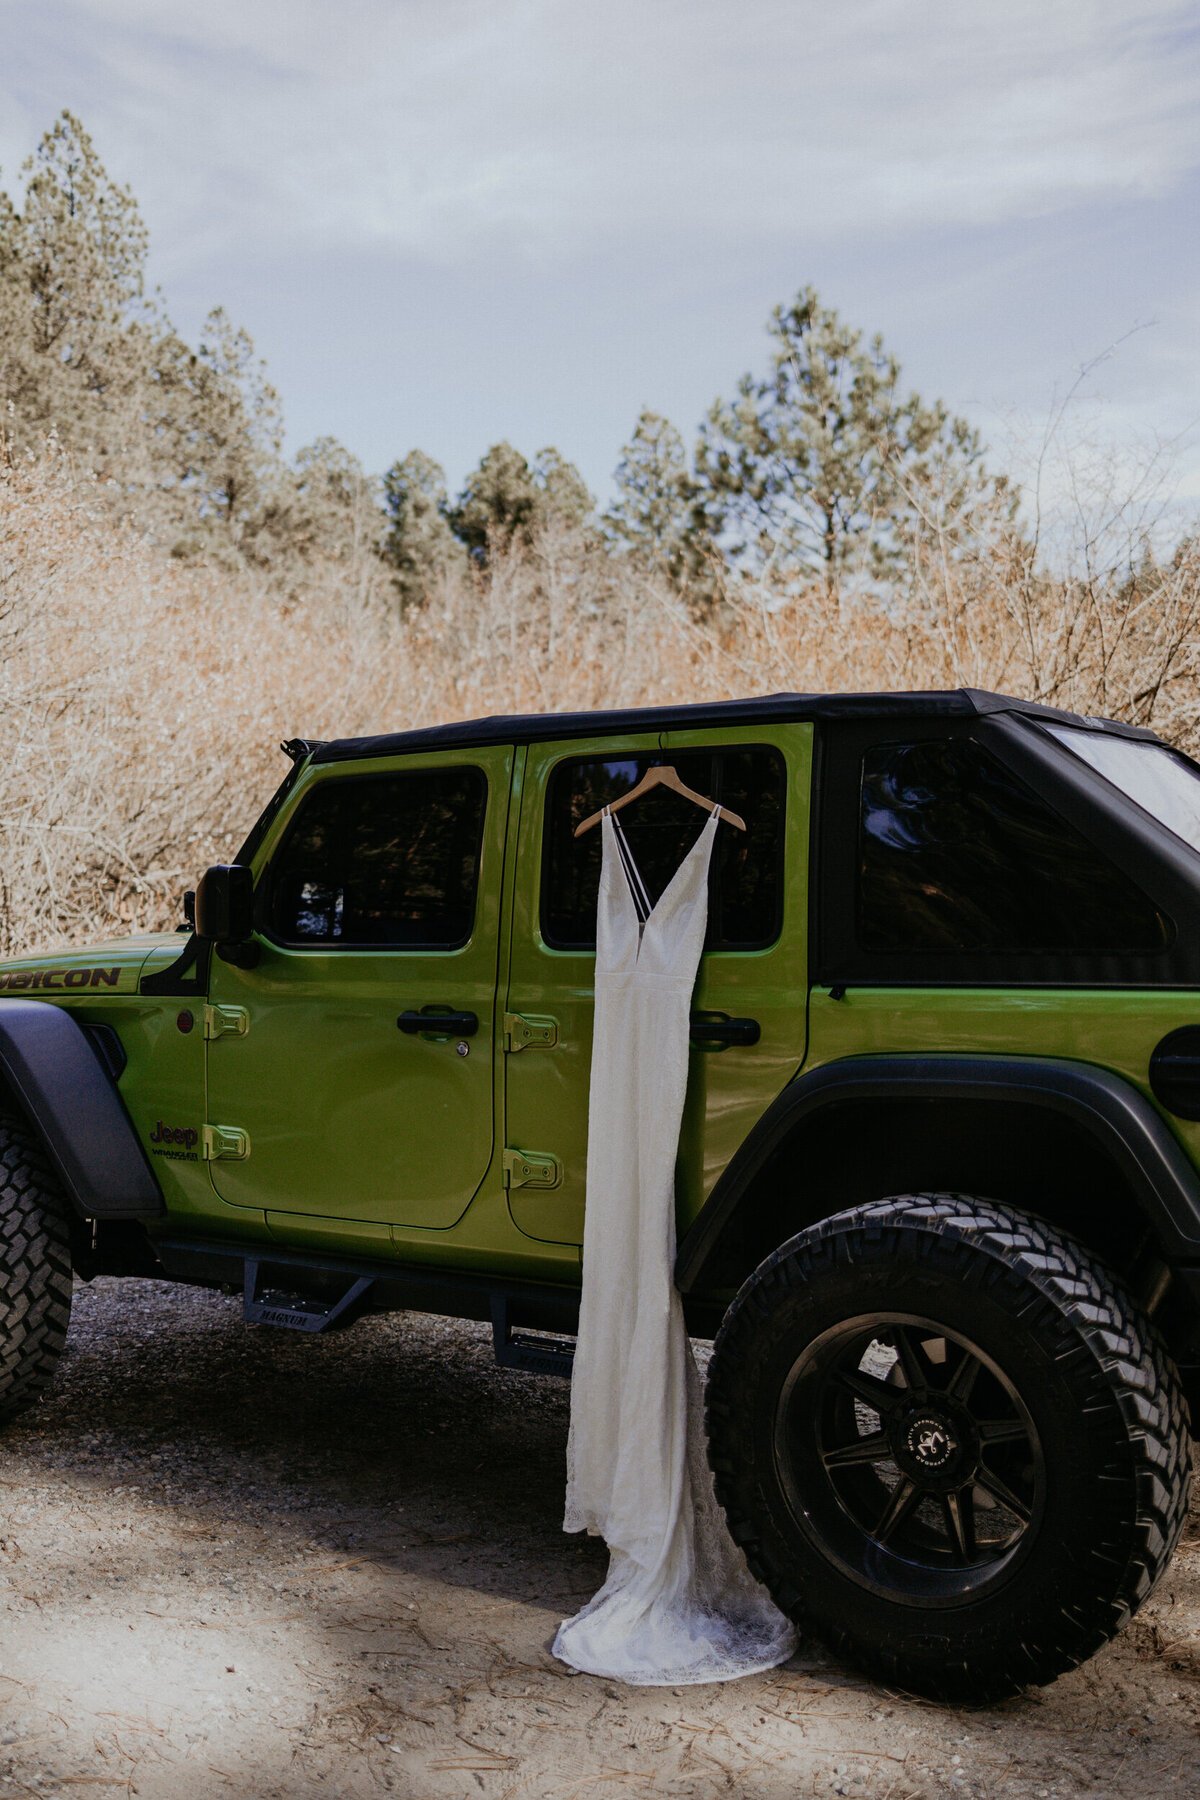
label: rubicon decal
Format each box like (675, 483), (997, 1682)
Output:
(0, 967), (121, 991)
(148, 1120), (200, 1162)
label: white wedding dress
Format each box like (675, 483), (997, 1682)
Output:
(553, 807), (796, 1685)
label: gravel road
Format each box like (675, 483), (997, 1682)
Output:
(0, 1276), (1196, 1799)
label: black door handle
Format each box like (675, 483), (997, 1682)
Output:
(398, 1010), (479, 1037)
(689, 1015), (761, 1049)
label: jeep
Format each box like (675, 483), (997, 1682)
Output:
(0, 688), (1196, 1701)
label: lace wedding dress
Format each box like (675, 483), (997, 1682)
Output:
(553, 807), (796, 1685)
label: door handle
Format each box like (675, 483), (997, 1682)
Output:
(398, 1009), (479, 1037)
(689, 1015), (761, 1049)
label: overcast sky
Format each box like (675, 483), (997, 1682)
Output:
(3, 0), (1199, 507)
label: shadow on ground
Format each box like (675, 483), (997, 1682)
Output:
(0, 1277), (1195, 1800)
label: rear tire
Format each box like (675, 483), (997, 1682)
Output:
(0, 1114), (73, 1424)
(705, 1194), (1192, 1701)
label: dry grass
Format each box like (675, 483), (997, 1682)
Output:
(2, 435), (1198, 956)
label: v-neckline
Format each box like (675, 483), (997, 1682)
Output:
(605, 808), (719, 949)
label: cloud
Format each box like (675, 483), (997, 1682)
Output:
(5, 0), (1200, 275)
(3, 0), (1197, 501)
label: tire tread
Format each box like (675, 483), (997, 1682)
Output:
(706, 1193), (1192, 1699)
(0, 1112), (72, 1423)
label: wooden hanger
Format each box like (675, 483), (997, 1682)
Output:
(573, 765), (746, 837)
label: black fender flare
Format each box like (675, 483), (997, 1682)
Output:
(675, 1054), (1200, 1291)
(0, 1001), (163, 1219)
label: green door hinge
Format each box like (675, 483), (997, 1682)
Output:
(202, 1123), (250, 1161)
(204, 1004), (249, 1041)
(503, 1012), (558, 1052)
(502, 1147), (561, 1190)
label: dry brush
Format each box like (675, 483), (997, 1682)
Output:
(1, 438), (1197, 955)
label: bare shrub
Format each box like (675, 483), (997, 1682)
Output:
(0, 440), (412, 952)
(1, 436), (1197, 957)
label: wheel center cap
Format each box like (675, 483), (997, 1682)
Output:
(906, 1414), (957, 1469)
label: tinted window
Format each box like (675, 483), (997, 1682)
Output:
(269, 767), (487, 948)
(543, 748), (786, 950)
(858, 738), (1168, 953)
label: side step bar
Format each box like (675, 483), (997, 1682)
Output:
(151, 1236), (585, 1369)
(491, 1295), (575, 1378)
(243, 1256), (375, 1334)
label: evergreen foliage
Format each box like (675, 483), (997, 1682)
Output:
(448, 440), (541, 560)
(532, 446), (594, 534)
(447, 441), (594, 564)
(382, 450), (466, 606)
(605, 409), (719, 596)
(696, 286), (1011, 586)
(0, 111), (373, 577)
(0, 112), (1018, 612)
(606, 411), (693, 568)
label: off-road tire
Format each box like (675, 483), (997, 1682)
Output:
(0, 1113), (73, 1423)
(706, 1195), (1193, 1701)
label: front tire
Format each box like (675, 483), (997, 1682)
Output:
(706, 1195), (1192, 1701)
(0, 1114), (73, 1424)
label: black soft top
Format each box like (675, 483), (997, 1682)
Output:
(307, 688), (1159, 766)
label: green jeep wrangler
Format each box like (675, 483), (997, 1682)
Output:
(0, 689), (1196, 1701)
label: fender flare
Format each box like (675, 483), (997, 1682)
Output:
(675, 1054), (1200, 1291)
(0, 1000), (163, 1218)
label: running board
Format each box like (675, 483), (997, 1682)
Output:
(243, 1257), (374, 1333)
(151, 1236), (600, 1356)
(491, 1295), (575, 1378)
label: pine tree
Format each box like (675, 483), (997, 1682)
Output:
(285, 438), (385, 577)
(532, 446), (593, 533)
(0, 112), (406, 602)
(696, 286), (1005, 587)
(383, 450), (466, 605)
(606, 410), (696, 572)
(448, 441), (540, 560)
(0, 111), (152, 465)
(0, 113), (306, 564)
(186, 307), (284, 549)
(448, 441), (592, 563)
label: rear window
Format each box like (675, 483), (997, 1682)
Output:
(858, 738), (1168, 954)
(542, 747), (786, 950)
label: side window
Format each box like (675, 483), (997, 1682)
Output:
(858, 738), (1168, 953)
(542, 747), (786, 950)
(268, 766), (487, 949)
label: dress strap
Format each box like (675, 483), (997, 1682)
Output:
(609, 810), (653, 925)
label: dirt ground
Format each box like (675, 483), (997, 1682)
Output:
(0, 1278), (1196, 1800)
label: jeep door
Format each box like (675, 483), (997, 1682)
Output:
(502, 724), (812, 1247)
(205, 748), (512, 1231)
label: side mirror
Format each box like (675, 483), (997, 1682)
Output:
(194, 865), (258, 965)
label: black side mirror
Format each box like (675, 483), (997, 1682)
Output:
(195, 865), (258, 966)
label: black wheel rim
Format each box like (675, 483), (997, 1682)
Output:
(772, 1313), (1046, 1605)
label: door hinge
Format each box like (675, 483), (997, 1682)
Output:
(502, 1147), (561, 1190)
(503, 1012), (558, 1052)
(204, 1004), (249, 1041)
(202, 1123), (250, 1161)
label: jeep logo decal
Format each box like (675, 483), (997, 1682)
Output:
(148, 1120), (200, 1162)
